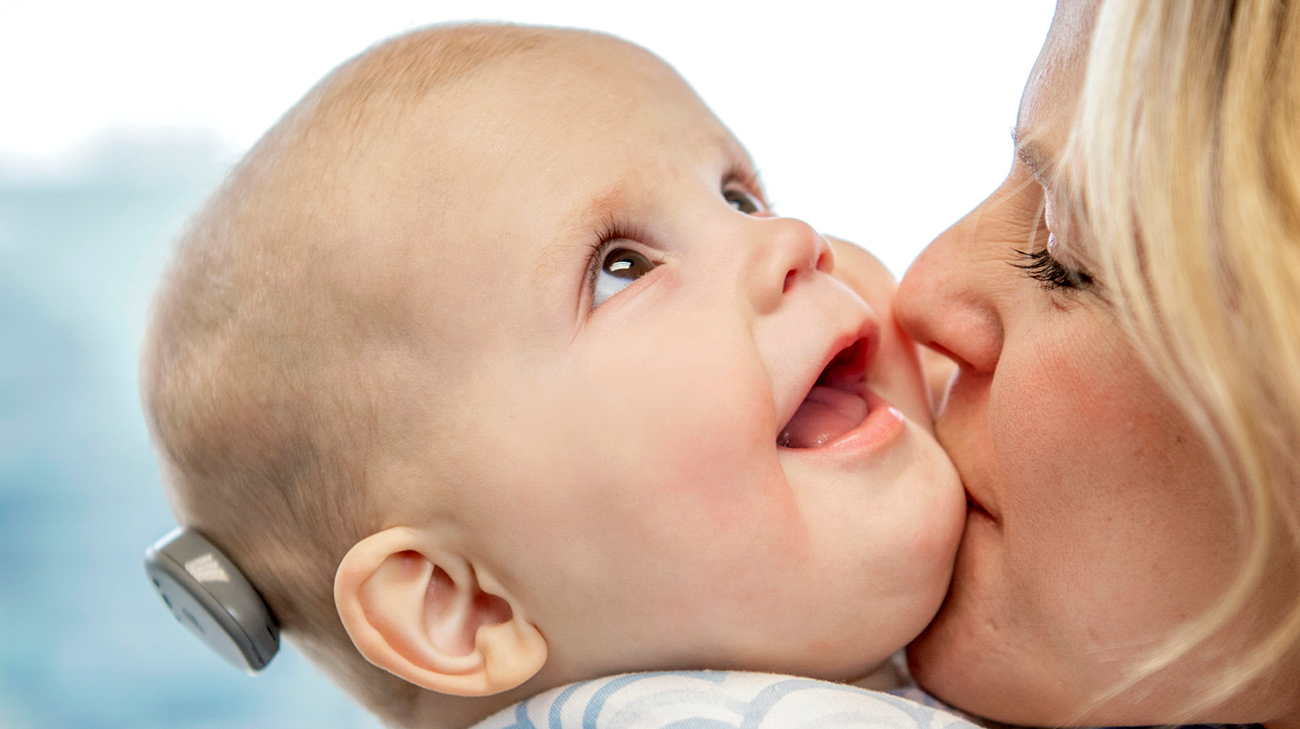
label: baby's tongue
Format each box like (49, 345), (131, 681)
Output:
(778, 385), (869, 448)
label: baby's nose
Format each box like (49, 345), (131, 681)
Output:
(744, 216), (834, 313)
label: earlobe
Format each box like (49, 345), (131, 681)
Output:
(334, 527), (547, 696)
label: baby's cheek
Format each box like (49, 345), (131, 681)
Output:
(880, 436), (966, 589)
(645, 376), (799, 534)
(658, 436), (805, 550)
(881, 322), (935, 424)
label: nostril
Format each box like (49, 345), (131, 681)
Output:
(817, 245), (834, 274)
(783, 269), (797, 293)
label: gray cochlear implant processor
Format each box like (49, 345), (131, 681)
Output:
(144, 528), (280, 673)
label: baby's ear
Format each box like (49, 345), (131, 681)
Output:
(334, 527), (546, 696)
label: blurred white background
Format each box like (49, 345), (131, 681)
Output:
(0, 2), (1053, 727)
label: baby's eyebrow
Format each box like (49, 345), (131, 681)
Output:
(534, 177), (638, 285)
(578, 180), (634, 228)
(725, 161), (762, 194)
(551, 174), (642, 250)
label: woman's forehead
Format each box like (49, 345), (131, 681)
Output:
(1015, 0), (1100, 159)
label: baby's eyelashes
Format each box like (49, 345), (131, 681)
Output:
(592, 245), (659, 308)
(723, 186), (765, 215)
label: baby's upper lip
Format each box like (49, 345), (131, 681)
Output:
(775, 317), (880, 444)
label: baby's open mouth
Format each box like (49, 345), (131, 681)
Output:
(778, 338), (872, 449)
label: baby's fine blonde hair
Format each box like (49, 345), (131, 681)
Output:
(1063, 0), (1300, 714)
(141, 23), (569, 728)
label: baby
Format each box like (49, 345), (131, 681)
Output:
(141, 23), (965, 729)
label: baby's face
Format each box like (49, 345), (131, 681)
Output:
(361, 38), (964, 683)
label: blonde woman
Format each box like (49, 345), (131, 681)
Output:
(897, 0), (1300, 725)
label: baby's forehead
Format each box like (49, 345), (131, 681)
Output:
(419, 42), (732, 161)
(339, 35), (748, 249)
(417, 62), (743, 241)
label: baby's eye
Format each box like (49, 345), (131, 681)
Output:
(724, 186), (765, 215)
(593, 246), (658, 308)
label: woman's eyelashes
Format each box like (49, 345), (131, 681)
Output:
(1012, 185), (1095, 293)
(591, 242), (658, 308)
(1012, 244), (1094, 291)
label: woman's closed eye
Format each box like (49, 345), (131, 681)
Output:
(1012, 243), (1094, 291)
(1012, 182), (1095, 293)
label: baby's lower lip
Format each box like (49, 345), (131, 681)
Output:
(777, 385), (869, 448)
(780, 389), (907, 457)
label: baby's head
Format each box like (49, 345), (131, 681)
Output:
(141, 24), (964, 728)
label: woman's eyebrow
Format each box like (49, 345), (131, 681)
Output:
(1011, 126), (1052, 180)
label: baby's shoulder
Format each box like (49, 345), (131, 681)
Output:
(473, 671), (984, 729)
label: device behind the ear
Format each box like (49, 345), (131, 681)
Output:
(144, 528), (279, 673)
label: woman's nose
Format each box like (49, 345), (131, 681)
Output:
(744, 216), (834, 313)
(896, 211), (1004, 374)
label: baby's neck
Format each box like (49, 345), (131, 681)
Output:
(850, 653), (908, 692)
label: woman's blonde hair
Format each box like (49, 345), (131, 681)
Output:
(1062, 0), (1300, 715)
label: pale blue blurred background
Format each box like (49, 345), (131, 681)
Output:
(0, 133), (385, 728)
(0, 1), (1052, 726)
